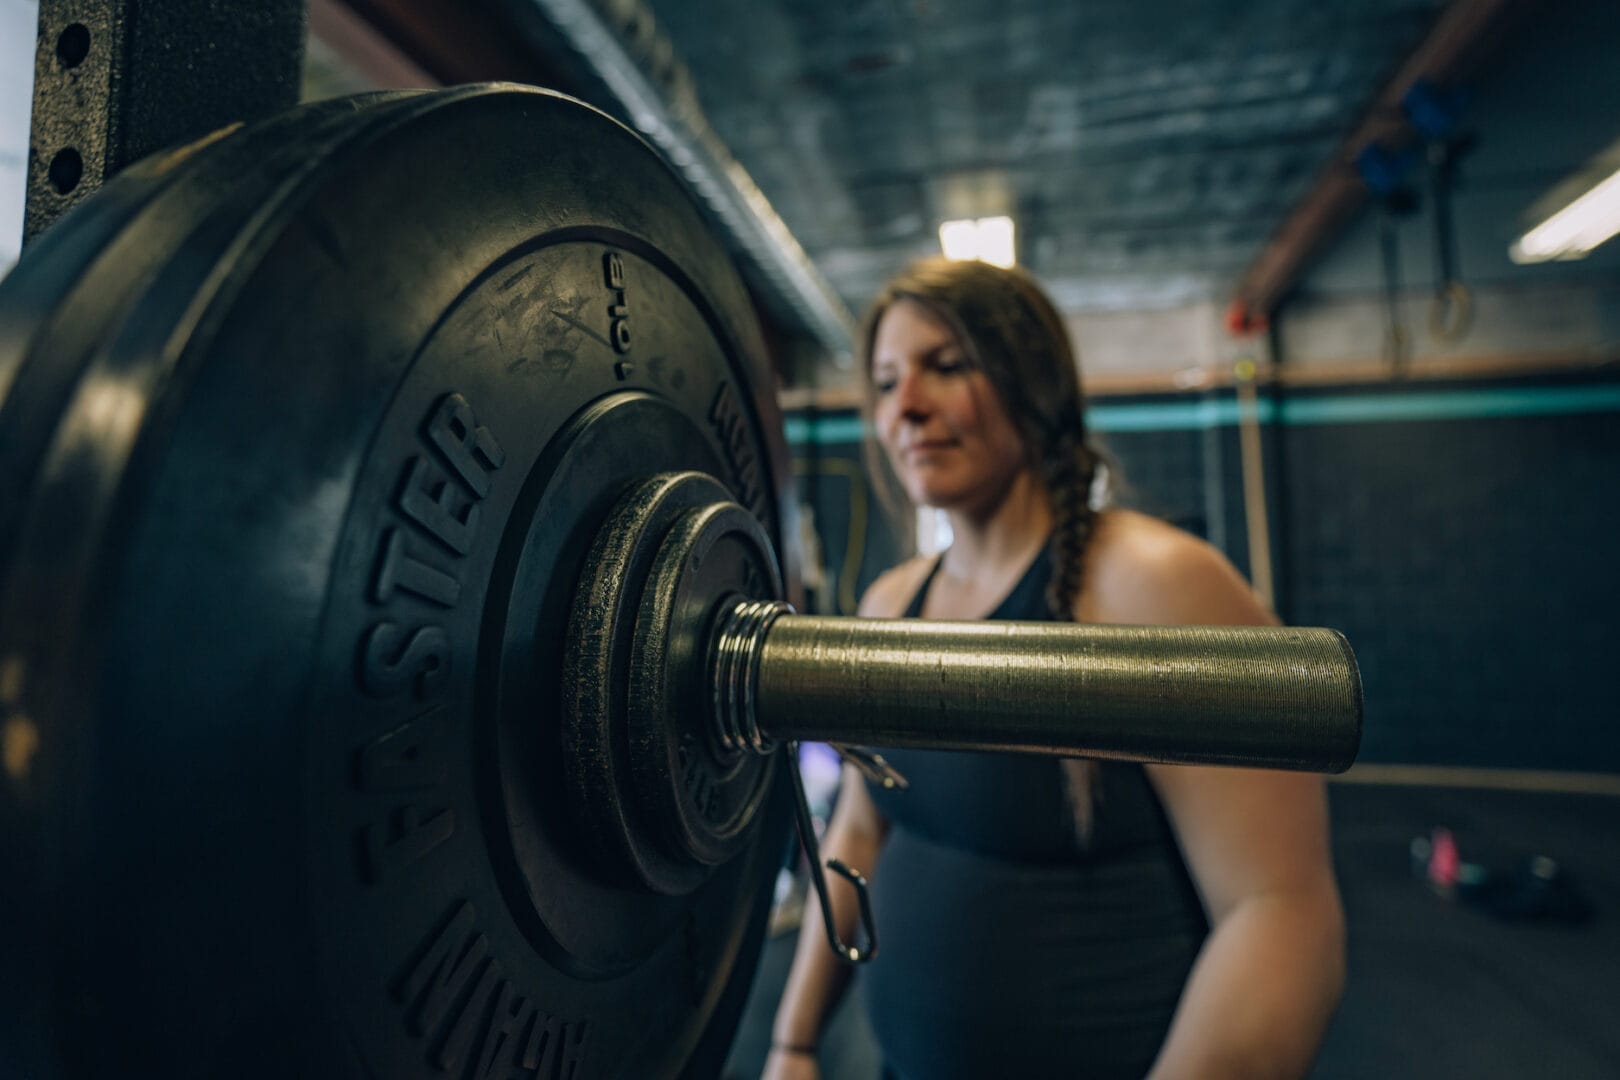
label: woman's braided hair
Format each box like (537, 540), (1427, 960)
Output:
(857, 257), (1108, 839)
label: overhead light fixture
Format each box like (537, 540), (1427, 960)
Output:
(938, 215), (1016, 267)
(1510, 154), (1620, 264)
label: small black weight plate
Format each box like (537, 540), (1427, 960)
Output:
(563, 470), (782, 898)
(628, 497), (784, 870)
(0, 85), (797, 1079)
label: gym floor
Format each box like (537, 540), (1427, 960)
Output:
(723, 778), (1620, 1078)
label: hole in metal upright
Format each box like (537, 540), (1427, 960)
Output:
(47, 148), (83, 194)
(55, 23), (91, 68)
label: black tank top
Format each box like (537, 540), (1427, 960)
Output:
(862, 551), (1209, 1080)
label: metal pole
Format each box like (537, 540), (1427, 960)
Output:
(749, 616), (1361, 772)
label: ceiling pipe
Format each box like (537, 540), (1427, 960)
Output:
(309, 0), (439, 89)
(510, 0), (857, 357)
(327, 0), (597, 88)
(1225, 0), (1536, 334)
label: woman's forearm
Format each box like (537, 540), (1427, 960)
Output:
(770, 814), (886, 1050)
(1149, 885), (1346, 1080)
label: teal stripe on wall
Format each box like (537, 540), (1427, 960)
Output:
(785, 414), (865, 444)
(783, 383), (1620, 446)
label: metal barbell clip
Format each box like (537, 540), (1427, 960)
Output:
(785, 740), (879, 965)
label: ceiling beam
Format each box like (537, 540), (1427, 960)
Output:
(308, 0), (436, 89)
(506, 0), (856, 356)
(313, 0), (853, 359)
(323, 0), (561, 87)
(1226, 0), (1537, 333)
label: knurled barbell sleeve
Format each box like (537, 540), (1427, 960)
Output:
(748, 617), (1361, 772)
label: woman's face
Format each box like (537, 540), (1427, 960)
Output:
(869, 299), (1029, 514)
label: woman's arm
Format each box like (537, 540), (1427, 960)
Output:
(1092, 517), (1345, 1079)
(762, 765), (889, 1080)
(1145, 765), (1344, 1080)
(762, 564), (922, 1079)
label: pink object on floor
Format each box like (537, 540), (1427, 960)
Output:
(1428, 826), (1460, 892)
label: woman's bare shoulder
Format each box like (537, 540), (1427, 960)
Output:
(1085, 508), (1275, 626)
(857, 555), (938, 617)
(1089, 507), (1205, 566)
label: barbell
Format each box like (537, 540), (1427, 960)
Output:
(0, 84), (1360, 1078)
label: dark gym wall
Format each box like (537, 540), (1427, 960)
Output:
(1110, 377), (1620, 772)
(1272, 384), (1620, 770)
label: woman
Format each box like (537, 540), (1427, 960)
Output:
(763, 258), (1344, 1079)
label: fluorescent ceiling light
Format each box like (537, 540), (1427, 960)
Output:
(938, 215), (1016, 267)
(1511, 162), (1620, 264)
